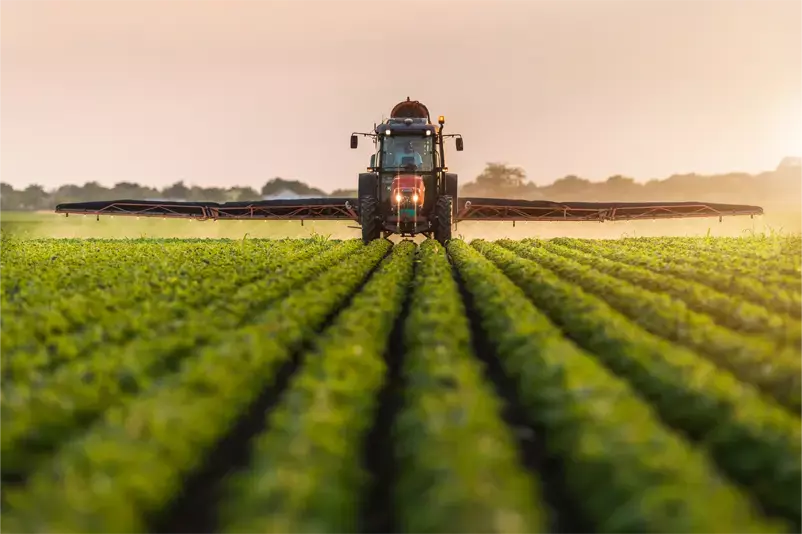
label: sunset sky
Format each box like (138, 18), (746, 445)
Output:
(2, 0), (800, 192)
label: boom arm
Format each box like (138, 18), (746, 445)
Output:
(55, 198), (359, 221)
(54, 197), (763, 222)
(455, 198), (764, 222)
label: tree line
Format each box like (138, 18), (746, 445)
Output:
(2, 163), (799, 211)
(460, 162), (800, 208)
(0, 178), (356, 212)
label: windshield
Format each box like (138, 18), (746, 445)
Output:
(380, 136), (434, 172)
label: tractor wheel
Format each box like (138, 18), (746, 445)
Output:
(434, 195), (453, 244)
(360, 196), (381, 244)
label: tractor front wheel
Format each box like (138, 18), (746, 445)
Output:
(360, 196), (381, 244)
(434, 195), (453, 244)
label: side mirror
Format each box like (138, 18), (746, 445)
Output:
(456, 137), (464, 151)
(350, 134), (358, 149)
(369, 154), (376, 167)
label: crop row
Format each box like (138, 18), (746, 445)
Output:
(543, 238), (801, 341)
(393, 239), (544, 532)
(2, 236), (799, 533)
(548, 239), (802, 322)
(1, 239), (364, 481)
(217, 240), (416, 532)
(473, 240), (801, 523)
(560, 236), (801, 286)
(2, 239), (393, 532)
(502, 239), (801, 411)
(448, 239), (786, 532)
(2, 239), (334, 384)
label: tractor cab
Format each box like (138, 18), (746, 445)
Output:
(380, 135), (434, 172)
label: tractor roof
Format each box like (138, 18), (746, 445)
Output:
(375, 118), (437, 135)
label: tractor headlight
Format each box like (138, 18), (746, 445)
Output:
(412, 193), (419, 203)
(395, 193), (402, 203)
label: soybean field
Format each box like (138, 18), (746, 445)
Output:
(2, 234), (801, 533)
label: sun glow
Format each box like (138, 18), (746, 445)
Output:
(780, 101), (802, 158)
(760, 104), (802, 166)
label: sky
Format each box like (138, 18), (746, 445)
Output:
(1, 0), (800, 193)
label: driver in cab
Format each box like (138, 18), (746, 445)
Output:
(393, 141), (423, 168)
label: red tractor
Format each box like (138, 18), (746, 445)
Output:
(350, 98), (462, 243)
(54, 98), (764, 243)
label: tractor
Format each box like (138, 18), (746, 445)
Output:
(349, 97), (463, 243)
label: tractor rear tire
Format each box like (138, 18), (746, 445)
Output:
(434, 195), (453, 244)
(360, 196), (381, 244)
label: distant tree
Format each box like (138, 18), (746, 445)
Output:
(599, 174), (641, 201)
(330, 188), (357, 197)
(476, 162), (527, 189)
(261, 177), (326, 197)
(110, 181), (158, 200)
(162, 181), (191, 200)
(52, 184), (87, 206)
(547, 175), (591, 197)
(20, 185), (47, 210)
(226, 186), (259, 202)
(606, 174), (636, 187)
(460, 163), (531, 198)
(186, 185), (226, 202)
(1, 182), (22, 211)
(79, 181), (111, 201)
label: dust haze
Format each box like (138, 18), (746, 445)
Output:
(3, 214), (362, 241)
(10, 209), (797, 241)
(454, 216), (797, 242)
